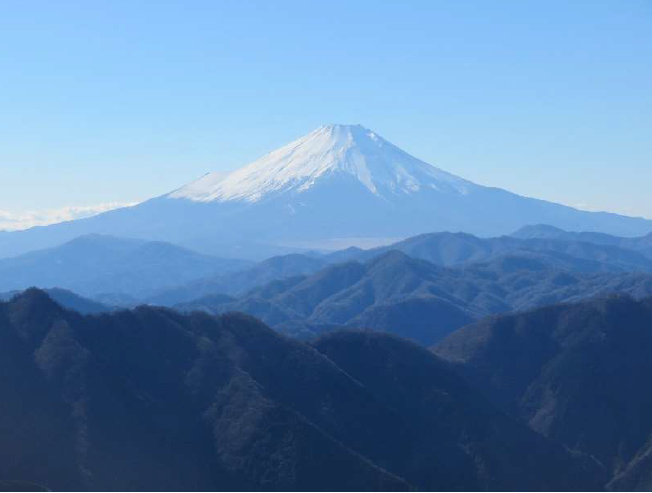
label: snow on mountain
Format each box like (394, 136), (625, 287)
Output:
(168, 124), (475, 203)
(1, 123), (651, 260)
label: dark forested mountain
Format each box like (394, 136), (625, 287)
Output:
(0, 290), (603, 491)
(434, 295), (652, 490)
(177, 250), (652, 345)
(0, 234), (252, 298)
(311, 330), (604, 491)
(512, 224), (652, 259)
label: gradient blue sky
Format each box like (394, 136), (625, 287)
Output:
(1, 0), (651, 227)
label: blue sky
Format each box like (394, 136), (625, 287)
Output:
(1, 0), (651, 228)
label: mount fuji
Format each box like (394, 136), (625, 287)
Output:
(169, 124), (475, 203)
(1, 124), (651, 259)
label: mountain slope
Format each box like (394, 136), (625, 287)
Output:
(337, 231), (652, 272)
(0, 290), (602, 491)
(434, 295), (652, 488)
(177, 250), (652, 345)
(147, 253), (326, 305)
(1, 125), (650, 259)
(149, 228), (652, 308)
(178, 252), (478, 344)
(1, 288), (114, 314)
(0, 234), (251, 297)
(512, 224), (652, 259)
(0, 290), (403, 491)
(313, 331), (605, 491)
(170, 124), (474, 202)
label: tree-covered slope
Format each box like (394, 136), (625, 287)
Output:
(434, 295), (652, 489)
(0, 289), (602, 491)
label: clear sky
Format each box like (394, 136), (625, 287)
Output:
(1, 0), (651, 229)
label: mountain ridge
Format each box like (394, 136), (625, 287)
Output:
(0, 234), (252, 297)
(0, 289), (604, 491)
(175, 249), (652, 345)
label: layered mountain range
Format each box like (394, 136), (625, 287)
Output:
(0, 290), (603, 491)
(1, 125), (650, 259)
(175, 249), (652, 345)
(5, 227), (652, 347)
(2, 227), (652, 489)
(3, 124), (652, 491)
(4, 227), (652, 302)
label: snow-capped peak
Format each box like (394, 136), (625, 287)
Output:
(168, 124), (475, 203)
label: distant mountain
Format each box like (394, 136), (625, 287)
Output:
(0, 289), (602, 491)
(43, 288), (115, 314)
(173, 293), (236, 313)
(176, 250), (652, 345)
(0, 290), (20, 301)
(0, 288), (113, 314)
(0, 234), (252, 298)
(90, 291), (141, 308)
(434, 295), (652, 490)
(337, 231), (652, 272)
(177, 252), (476, 344)
(147, 229), (652, 308)
(512, 224), (652, 259)
(513, 223), (610, 240)
(1, 125), (650, 260)
(147, 253), (326, 305)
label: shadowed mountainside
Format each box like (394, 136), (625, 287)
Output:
(0, 289), (603, 491)
(434, 295), (652, 490)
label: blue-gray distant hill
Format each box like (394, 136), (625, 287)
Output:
(151, 229), (652, 305)
(512, 224), (652, 257)
(0, 234), (251, 298)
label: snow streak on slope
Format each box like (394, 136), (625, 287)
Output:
(169, 124), (476, 203)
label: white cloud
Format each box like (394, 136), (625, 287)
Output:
(0, 202), (140, 231)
